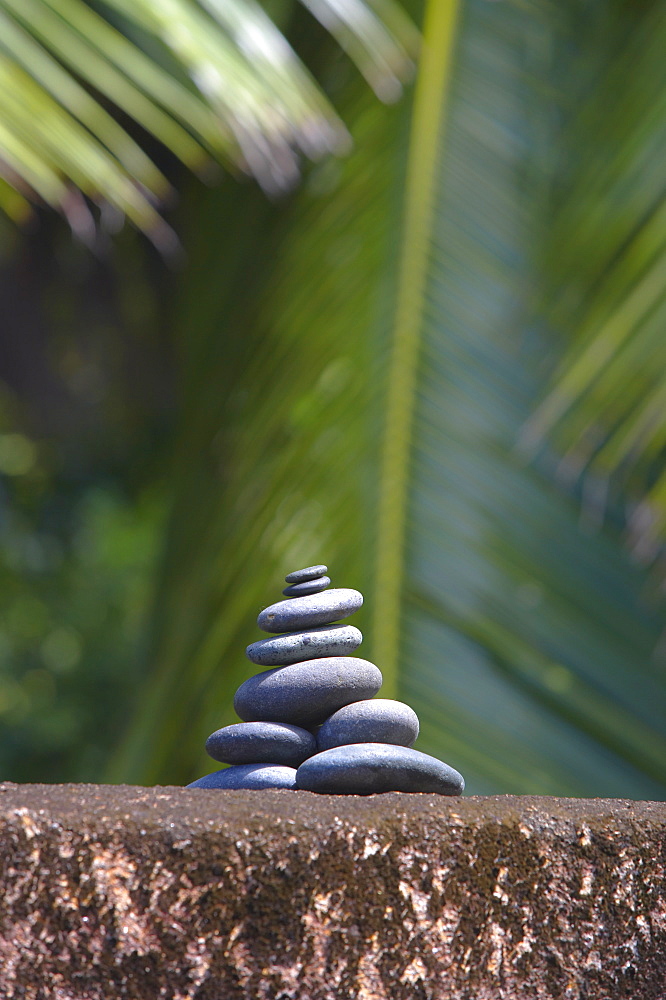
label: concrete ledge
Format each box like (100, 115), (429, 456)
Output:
(0, 784), (664, 999)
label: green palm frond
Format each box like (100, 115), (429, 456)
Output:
(0, 0), (415, 244)
(372, 0), (460, 695)
(520, 0), (666, 562)
(111, 0), (666, 796)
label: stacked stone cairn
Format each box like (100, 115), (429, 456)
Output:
(188, 565), (465, 795)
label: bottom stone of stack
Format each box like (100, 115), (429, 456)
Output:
(295, 744), (465, 795)
(188, 764), (297, 790)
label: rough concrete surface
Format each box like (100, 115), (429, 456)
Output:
(0, 784), (664, 999)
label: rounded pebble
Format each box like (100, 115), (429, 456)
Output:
(285, 564), (328, 584)
(295, 744), (465, 796)
(206, 722), (316, 767)
(187, 764), (297, 790)
(234, 657), (383, 728)
(258, 588), (363, 634)
(283, 575), (330, 597)
(317, 699), (419, 751)
(246, 624), (362, 666)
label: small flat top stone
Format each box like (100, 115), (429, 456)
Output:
(257, 588), (363, 633)
(283, 576), (330, 598)
(317, 699), (419, 751)
(246, 624), (362, 666)
(206, 722), (316, 767)
(295, 744), (465, 796)
(188, 764), (297, 790)
(285, 565), (328, 584)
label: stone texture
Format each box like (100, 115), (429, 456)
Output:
(234, 656), (382, 727)
(0, 783), (664, 1000)
(285, 565), (328, 583)
(317, 698), (419, 751)
(206, 722), (316, 766)
(257, 589), (363, 633)
(283, 576), (331, 597)
(246, 624), (363, 666)
(296, 743), (463, 795)
(188, 763), (297, 789)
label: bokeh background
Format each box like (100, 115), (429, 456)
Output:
(1, 0), (665, 797)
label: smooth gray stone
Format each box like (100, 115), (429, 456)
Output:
(282, 575), (330, 597)
(257, 588), (363, 634)
(206, 722), (316, 767)
(234, 657), (382, 728)
(285, 564), (328, 584)
(295, 744), (465, 796)
(187, 764), (297, 790)
(317, 699), (419, 751)
(246, 624), (363, 666)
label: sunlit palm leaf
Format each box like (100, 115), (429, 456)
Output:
(108, 76), (400, 781)
(0, 0), (414, 243)
(375, 0), (666, 796)
(111, 0), (666, 796)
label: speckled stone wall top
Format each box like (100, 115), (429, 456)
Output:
(0, 784), (664, 1000)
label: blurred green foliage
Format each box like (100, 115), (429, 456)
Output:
(0, 0), (665, 796)
(0, 477), (162, 780)
(0, 218), (169, 780)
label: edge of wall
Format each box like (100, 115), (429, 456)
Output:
(1, 784), (664, 1000)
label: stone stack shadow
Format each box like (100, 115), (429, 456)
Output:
(188, 565), (465, 795)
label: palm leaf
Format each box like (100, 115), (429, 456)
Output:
(111, 0), (666, 797)
(520, 0), (666, 561)
(0, 0), (414, 243)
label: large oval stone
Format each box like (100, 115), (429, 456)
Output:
(246, 624), (362, 666)
(284, 564), (327, 584)
(317, 699), (419, 751)
(257, 589), (363, 633)
(295, 744), (465, 795)
(234, 657), (382, 728)
(187, 764), (297, 790)
(206, 722), (316, 767)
